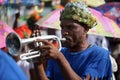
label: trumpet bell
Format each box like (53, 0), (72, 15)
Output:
(6, 32), (22, 56)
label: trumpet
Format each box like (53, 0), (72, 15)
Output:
(6, 32), (65, 61)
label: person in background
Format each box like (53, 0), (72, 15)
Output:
(0, 49), (27, 80)
(13, 11), (20, 29)
(110, 55), (118, 80)
(10, 53), (35, 80)
(105, 37), (120, 80)
(88, 35), (118, 80)
(51, 0), (64, 10)
(12, 4), (26, 30)
(33, 1), (112, 80)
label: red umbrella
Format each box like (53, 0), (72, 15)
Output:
(0, 21), (14, 48)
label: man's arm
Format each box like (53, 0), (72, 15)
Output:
(35, 63), (49, 80)
(56, 52), (82, 80)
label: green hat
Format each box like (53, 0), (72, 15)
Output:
(60, 1), (97, 29)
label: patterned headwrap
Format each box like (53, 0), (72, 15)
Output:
(60, 0), (97, 29)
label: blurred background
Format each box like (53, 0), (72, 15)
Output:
(0, 0), (120, 80)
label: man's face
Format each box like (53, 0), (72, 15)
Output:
(60, 20), (87, 48)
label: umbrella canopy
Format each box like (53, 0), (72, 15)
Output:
(36, 8), (120, 38)
(36, 9), (63, 30)
(88, 8), (120, 38)
(95, 2), (120, 27)
(0, 0), (4, 4)
(4, 0), (40, 5)
(84, 0), (105, 7)
(0, 21), (14, 48)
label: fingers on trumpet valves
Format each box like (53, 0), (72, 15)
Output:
(39, 49), (50, 60)
(34, 41), (43, 47)
(35, 39), (51, 46)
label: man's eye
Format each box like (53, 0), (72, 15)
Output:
(67, 26), (73, 30)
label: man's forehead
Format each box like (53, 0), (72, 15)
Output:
(60, 20), (74, 25)
(60, 20), (83, 25)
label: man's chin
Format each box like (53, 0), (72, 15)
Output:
(62, 42), (72, 48)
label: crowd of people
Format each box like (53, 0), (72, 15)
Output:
(1, 0), (120, 80)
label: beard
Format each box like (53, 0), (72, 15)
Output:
(62, 40), (73, 48)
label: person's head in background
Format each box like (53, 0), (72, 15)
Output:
(27, 14), (41, 37)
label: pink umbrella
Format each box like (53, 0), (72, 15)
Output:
(0, 21), (14, 48)
(95, 2), (120, 27)
(36, 8), (120, 38)
(0, 0), (4, 4)
(88, 8), (120, 38)
(36, 9), (63, 30)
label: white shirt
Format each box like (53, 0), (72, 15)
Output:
(17, 60), (34, 80)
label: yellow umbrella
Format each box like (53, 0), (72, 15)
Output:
(85, 0), (105, 7)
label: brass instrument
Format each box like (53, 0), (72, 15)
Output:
(6, 32), (65, 61)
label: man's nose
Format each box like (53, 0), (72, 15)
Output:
(62, 30), (69, 35)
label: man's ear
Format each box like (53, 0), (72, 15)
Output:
(83, 28), (89, 35)
(82, 28), (89, 38)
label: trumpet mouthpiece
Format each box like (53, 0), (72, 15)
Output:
(60, 38), (66, 41)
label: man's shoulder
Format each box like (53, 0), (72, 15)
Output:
(91, 44), (109, 52)
(89, 45), (110, 59)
